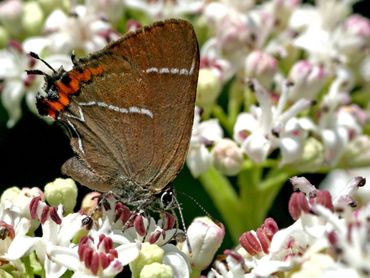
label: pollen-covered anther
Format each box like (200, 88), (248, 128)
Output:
(98, 234), (113, 253)
(114, 202), (131, 224)
(261, 217), (279, 240)
(239, 231), (263, 256)
(288, 192), (310, 220)
(49, 206), (62, 224)
(327, 231), (338, 246)
(256, 227), (270, 254)
(148, 230), (162, 244)
(224, 249), (244, 263)
(134, 215), (146, 236)
(0, 221), (15, 240)
(77, 235), (120, 275)
(310, 190), (334, 211)
(162, 212), (176, 230)
(40, 206), (50, 224)
(29, 196), (42, 220)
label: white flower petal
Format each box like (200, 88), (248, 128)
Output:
(280, 137), (302, 164)
(233, 112), (258, 144)
(44, 254), (67, 278)
(22, 37), (51, 54)
(197, 119), (224, 142)
(116, 242), (141, 265)
(48, 245), (80, 271)
(242, 133), (271, 163)
(3, 236), (40, 260)
(186, 144), (212, 177)
(162, 244), (190, 278)
(1, 80), (24, 128)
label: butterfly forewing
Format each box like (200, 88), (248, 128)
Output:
(60, 19), (199, 195)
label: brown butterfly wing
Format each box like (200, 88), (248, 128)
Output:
(60, 19), (199, 194)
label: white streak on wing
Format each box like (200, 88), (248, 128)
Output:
(146, 67), (159, 73)
(170, 68), (179, 74)
(98, 102), (108, 108)
(189, 58), (195, 75)
(159, 68), (170, 74)
(66, 119), (85, 154)
(108, 104), (119, 112)
(179, 68), (188, 75)
(144, 57), (197, 76)
(64, 106), (85, 122)
(140, 108), (153, 118)
(78, 101), (153, 119)
(129, 106), (140, 113)
(80, 101), (96, 106)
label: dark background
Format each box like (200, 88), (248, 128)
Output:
(0, 1), (369, 250)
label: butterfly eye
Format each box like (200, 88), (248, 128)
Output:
(160, 190), (174, 210)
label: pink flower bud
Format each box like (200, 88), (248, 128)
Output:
(288, 60), (327, 101)
(212, 139), (244, 176)
(344, 15), (370, 39)
(182, 217), (225, 271)
(245, 50), (277, 88)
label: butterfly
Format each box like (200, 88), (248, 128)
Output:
(28, 19), (199, 211)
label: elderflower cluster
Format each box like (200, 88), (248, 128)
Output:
(0, 178), (224, 277)
(210, 176), (370, 278)
(2, 0), (370, 277)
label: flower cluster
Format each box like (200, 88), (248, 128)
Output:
(0, 178), (224, 277)
(210, 175), (369, 277)
(2, 0), (370, 277)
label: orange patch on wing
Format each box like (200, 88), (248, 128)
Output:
(43, 65), (105, 118)
(66, 65), (105, 94)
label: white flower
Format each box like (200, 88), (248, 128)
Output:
(332, 15), (370, 60)
(0, 42), (36, 128)
(124, 214), (178, 246)
(210, 176), (367, 277)
(182, 217), (225, 271)
(20, 198), (88, 277)
(0, 42), (71, 127)
(321, 168), (370, 205)
(212, 139), (244, 176)
(0, 200), (32, 265)
(40, 5), (116, 54)
(234, 80), (311, 163)
(288, 60), (328, 101)
(204, 2), (257, 65)
(124, 0), (204, 20)
(200, 38), (234, 82)
(130, 242), (190, 278)
(196, 68), (223, 109)
(244, 50), (277, 89)
(49, 218), (140, 278)
(187, 107), (223, 177)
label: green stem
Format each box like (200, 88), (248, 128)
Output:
(228, 80), (244, 125)
(190, 269), (201, 278)
(212, 105), (233, 135)
(238, 165), (264, 230)
(237, 167), (295, 232)
(198, 167), (243, 242)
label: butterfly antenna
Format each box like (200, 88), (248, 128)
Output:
(28, 52), (57, 73)
(172, 195), (192, 256)
(179, 191), (212, 219)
